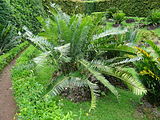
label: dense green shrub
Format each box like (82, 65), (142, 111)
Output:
(11, 45), (73, 119)
(113, 11), (126, 24)
(49, 0), (160, 17)
(105, 7), (118, 19)
(0, 42), (28, 71)
(0, 23), (21, 55)
(134, 40), (160, 106)
(147, 9), (160, 25)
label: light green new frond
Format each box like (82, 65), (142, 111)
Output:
(79, 59), (119, 97)
(33, 52), (51, 66)
(23, 27), (54, 53)
(54, 43), (70, 56)
(87, 80), (99, 112)
(95, 64), (147, 95)
(93, 28), (128, 40)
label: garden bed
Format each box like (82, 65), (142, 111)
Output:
(11, 45), (73, 120)
(0, 42), (29, 72)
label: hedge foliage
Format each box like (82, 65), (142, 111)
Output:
(10, 0), (46, 33)
(0, 0), (13, 25)
(0, 42), (29, 71)
(50, 0), (160, 17)
(1, 0), (46, 33)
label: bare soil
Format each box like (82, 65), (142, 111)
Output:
(0, 59), (17, 120)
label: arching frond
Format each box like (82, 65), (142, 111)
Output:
(87, 80), (99, 112)
(54, 43), (70, 56)
(140, 70), (160, 81)
(33, 52), (51, 66)
(79, 59), (119, 97)
(93, 28), (128, 40)
(94, 64), (147, 95)
(45, 75), (69, 96)
(23, 27), (55, 53)
(110, 57), (142, 66)
(95, 44), (136, 54)
(45, 72), (89, 96)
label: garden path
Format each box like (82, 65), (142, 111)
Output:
(0, 58), (18, 120)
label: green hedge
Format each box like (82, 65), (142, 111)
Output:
(0, 0), (13, 25)
(11, 45), (73, 119)
(11, 0), (46, 33)
(1, 0), (46, 33)
(49, 0), (160, 17)
(0, 42), (29, 71)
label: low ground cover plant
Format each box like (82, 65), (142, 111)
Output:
(0, 42), (28, 71)
(12, 45), (73, 120)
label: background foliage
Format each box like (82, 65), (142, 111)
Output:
(49, 0), (160, 17)
(10, 0), (46, 33)
(1, 0), (46, 33)
(0, 0), (13, 25)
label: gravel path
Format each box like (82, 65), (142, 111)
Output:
(0, 58), (17, 120)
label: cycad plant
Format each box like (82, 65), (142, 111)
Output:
(0, 24), (20, 55)
(133, 40), (160, 106)
(24, 5), (146, 111)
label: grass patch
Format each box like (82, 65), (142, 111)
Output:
(152, 28), (160, 37)
(53, 89), (147, 120)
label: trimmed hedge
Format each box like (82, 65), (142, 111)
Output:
(0, 0), (13, 25)
(12, 0), (46, 33)
(0, 42), (29, 71)
(11, 45), (73, 119)
(45, 0), (85, 14)
(49, 0), (160, 17)
(1, 0), (46, 33)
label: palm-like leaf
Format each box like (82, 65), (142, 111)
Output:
(87, 80), (99, 112)
(110, 57), (142, 66)
(94, 64), (147, 95)
(46, 75), (69, 96)
(80, 59), (119, 97)
(23, 27), (54, 54)
(93, 28), (128, 41)
(94, 44), (137, 54)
